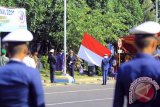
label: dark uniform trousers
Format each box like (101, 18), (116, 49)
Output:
(102, 69), (108, 85)
(67, 56), (76, 78)
(50, 65), (56, 83)
(68, 64), (75, 78)
(101, 58), (109, 85)
(48, 54), (57, 83)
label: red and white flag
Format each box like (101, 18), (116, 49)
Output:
(78, 33), (111, 67)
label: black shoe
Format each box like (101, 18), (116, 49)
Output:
(51, 81), (56, 83)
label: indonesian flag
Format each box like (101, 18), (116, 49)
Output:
(78, 33), (111, 67)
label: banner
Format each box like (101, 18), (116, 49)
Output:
(0, 7), (27, 32)
(78, 33), (111, 67)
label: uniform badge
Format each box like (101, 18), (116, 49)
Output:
(129, 77), (160, 104)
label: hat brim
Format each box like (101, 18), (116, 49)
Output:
(2, 29), (33, 42)
(129, 21), (160, 35)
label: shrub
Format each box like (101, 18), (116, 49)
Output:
(97, 67), (102, 76)
(40, 55), (49, 74)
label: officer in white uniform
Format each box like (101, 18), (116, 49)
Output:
(23, 53), (36, 68)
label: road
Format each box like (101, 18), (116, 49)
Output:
(45, 84), (119, 107)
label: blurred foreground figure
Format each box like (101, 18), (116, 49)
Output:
(0, 29), (45, 107)
(113, 21), (160, 107)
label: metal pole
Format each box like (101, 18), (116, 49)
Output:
(63, 0), (67, 74)
(119, 53), (120, 66)
(0, 32), (2, 55)
(156, 0), (158, 22)
(118, 48), (121, 66)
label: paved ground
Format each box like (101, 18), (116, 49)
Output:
(43, 76), (116, 87)
(44, 84), (122, 107)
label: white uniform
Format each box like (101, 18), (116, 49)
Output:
(23, 56), (36, 68)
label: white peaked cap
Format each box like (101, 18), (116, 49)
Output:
(104, 54), (108, 56)
(104, 54), (108, 58)
(2, 29), (33, 42)
(129, 21), (160, 34)
(50, 49), (54, 53)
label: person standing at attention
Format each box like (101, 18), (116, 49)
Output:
(0, 29), (45, 107)
(48, 49), (57, 83)
(113, 21), (160, 107)
(101, 54), (110, 85)
(67, 50), (76, 78)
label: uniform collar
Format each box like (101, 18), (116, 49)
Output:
(10, 58), (22, 62)
(8, 59), (26, 65)
(135, 53), (154, 59)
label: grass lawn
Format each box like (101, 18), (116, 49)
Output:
(41, 69), (101, 82)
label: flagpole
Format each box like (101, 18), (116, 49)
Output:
(63, 0), (67, 74)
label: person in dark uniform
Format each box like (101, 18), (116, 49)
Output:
(67, 50), (76, 78)
(56, 52), (62, 71)
(113, 21), (160, 107)
(60, 50), (65, 72)
(48, 49), (57, 83)
(101, 54), (110, 85)
(0, 29), (45, 107)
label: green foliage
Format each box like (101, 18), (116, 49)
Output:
(67, 0), (143, 51)
(39, 55), (50, 79)
(0, 0), (157, 52)
(97, 67), (102, 76)
(142, 0), (156, 21)
(40, 56), (49, 70)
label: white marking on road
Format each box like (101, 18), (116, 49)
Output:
(46, 98), (113, 106)
(45, 88), (114, 95)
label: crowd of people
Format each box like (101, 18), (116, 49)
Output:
(0, 42), (135, 85)
(1, 37), (159, 86)
(0, 46), (117, 84)
(0, 48), (42, 69)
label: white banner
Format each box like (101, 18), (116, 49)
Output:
(0, 7), (27, 32)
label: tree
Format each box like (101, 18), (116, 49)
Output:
(67, 0), (144, 51)
(0, 0), (145, 53)
(0, 0), (64, 53)
(141, 0), (156, 21)
(67, 0), (126, 51)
